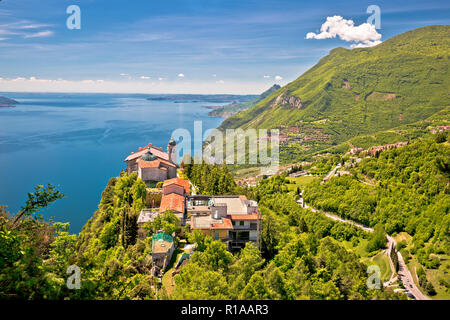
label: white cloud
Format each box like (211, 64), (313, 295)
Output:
(158, 77), (165, 81)
(350, 41), (382, 48)
(177, 73), (185, 78)
(306, 15), (382, 47)
(274, 75), (283, 81)
(124, 33), (166, 42)
(24, 30), (53, 38)
(0, 77), (275, 94)
(119, 73), (129, 76)
(140, 76), (150, 80)
(18, 23), (52, 30)
(263, 75), (271, 78)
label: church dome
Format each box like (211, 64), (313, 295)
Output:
(168, 138), (176, 146)
(141, 149), (157, 161)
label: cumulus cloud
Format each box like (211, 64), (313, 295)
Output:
(177, 73), (185, 78)
(306, 15), (382, 47)
(216, 80), (225, 84)
(140, 76), (150, 80)
(274, 75), (283, 81)
(119, 73), (129, 76)
(263, 75), (271, 78)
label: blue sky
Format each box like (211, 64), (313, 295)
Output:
(0, 0), (448, 93)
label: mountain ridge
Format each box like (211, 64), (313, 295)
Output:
(208, 84), (281, 117)
(218, 25), (449, 161)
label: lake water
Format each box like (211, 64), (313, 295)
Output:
(0, 92), (224, 232)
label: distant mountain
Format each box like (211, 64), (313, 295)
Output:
(146, 94), (257, 104)
(0, 96), (19, 107)
(208, 84), (281, 117)
(218, 26), (450, 161)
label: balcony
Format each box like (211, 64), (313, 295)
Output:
(232, 223), (257, 230)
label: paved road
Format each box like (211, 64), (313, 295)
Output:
(322, 164), (341, 183)
(301, 198), (430, 300)
(396, 249), (431, 300)
(303, 202), (373, 232)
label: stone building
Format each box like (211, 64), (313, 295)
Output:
(159, 178), (190, 224)
(124, 139), (177, 182)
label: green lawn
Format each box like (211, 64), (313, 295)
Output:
(161, 248), (184, 296)
(343, 239), (392, 282)
(371, 252), (393, 282)
(396, 233), (450, 300)
(286, 176), (318, 191)
(408, 256), (450, 300)
(426, 258), (450, 300)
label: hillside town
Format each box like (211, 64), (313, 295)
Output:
(125, 138), (411, 281)
(126, 140), (262, 279)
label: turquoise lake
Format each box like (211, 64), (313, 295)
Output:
(0, 92), (224, 232)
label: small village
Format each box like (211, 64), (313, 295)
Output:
(236, 140), (410, 187)
(122, 136), (408, 285)
(123, 139), (262, 283)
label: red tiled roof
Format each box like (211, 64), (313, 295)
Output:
(138, 158), (176, 169)
(163, 178), (190, 194)
(138, 159), (161, 168)
(190, 216), (233, 230)
(228, 213), (259, 220)
(125, 143), (170, 162)
(211, 218), (233, 230)
(158, 158), (177, 168)
(160, 193), (185, 213)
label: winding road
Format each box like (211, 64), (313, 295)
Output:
(299, 197), (431, 300)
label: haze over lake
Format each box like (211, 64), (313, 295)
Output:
(0, 92), (224, 232)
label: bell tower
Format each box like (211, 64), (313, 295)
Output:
(167, 138), (177, 164)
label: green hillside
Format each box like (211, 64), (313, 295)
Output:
(218, 25), (450, 161)
(209, 84), (281, 117)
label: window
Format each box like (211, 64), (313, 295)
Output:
(239, 221), (244, 226)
